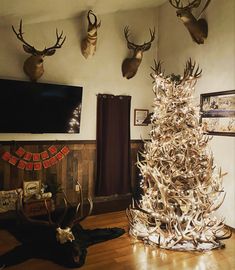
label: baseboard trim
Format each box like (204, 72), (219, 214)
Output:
(92, 195), (132, 215)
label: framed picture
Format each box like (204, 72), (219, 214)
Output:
(134, 109), (149, 126)
(200, 90), (235, 136)
(23, 180), (41, 198)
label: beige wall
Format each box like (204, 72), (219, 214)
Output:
(0, 1), (234, 228)
(0, 8), (158, 141)
(158, 0), (235, 227)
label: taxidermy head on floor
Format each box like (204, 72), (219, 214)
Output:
(0, 192), (125, 268)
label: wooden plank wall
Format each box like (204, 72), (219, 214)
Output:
(0, 141), (142, 205)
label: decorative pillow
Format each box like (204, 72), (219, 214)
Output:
(0, 189), (22, 213)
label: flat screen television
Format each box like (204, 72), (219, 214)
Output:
(0, 79), (83, 133)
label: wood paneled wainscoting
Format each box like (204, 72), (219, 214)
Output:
(0, 140), (143, 215)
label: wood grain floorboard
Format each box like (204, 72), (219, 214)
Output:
(0, 211), (234, 270)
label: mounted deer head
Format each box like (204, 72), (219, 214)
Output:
(122, 26), (155, 79)
(81, 10), (101, 59)
(12, 20), (66, 81)
(169, 0), (211, 44)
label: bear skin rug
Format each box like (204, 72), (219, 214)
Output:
(0, 214), (125, 268)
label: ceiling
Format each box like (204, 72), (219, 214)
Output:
(0, 0), (167, 25)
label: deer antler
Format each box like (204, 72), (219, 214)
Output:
(66, 181), (93, 228)
(12, 19), (37, 54)
(169, 0), (201, 10)
(16, 190), (68, 227)
(12, 19), (66, 55)
(151, 60), (164, 77)
(124, 26), (136, 50)
(141, 28), (155, 51)
(198, 0), (212, 18)
(17, 191), (53, 226)
(124, 26), (155, 51)
(180, 58), (202, 83)
(184, 58), (202, 78)
(87, 10), (98, 25)
(42, 29), (66, 55)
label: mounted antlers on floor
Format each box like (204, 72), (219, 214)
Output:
(12, 20), (66, 81)
(17, 182), (93, 252)
(0, 182), (125, 268)
(169, 0), (211, 44)
(122, 26), (155, 79)
(81, 10), (101, 59)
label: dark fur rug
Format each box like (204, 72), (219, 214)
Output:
(0, 217), (125, 268)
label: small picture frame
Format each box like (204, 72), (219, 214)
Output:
(23, 180), (41, 198)
(134, 109), (149, 126)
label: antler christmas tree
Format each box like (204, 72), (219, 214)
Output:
(126, 59), (231, 250)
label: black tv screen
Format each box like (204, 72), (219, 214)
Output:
(0, 79), (83, 133)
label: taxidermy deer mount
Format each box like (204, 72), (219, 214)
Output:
(122, 26), (155, 79)
(81, 10), (101, 59)
(12, 20), (66, 82)
(169, 0), (211, 44)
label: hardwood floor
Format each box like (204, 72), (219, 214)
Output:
(0, 211), (234, 270)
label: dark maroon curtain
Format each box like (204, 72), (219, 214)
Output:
(95, 94), (131, 196)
